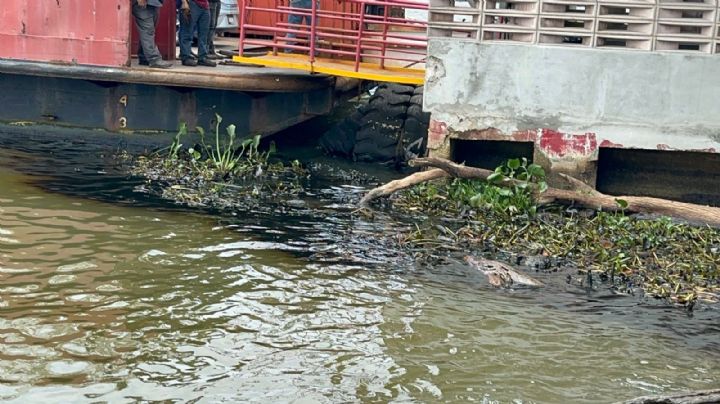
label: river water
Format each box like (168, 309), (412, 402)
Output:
(0, 127), (718, 403)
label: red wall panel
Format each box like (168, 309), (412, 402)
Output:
(242, 0), (361, 35)
(0, 0), (131, 67)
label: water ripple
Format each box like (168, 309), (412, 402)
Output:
(0, 133), (718, 403)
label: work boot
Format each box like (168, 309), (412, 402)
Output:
(138, 59), (150, 66)
(197, 58), (217, 67)
(206, 52), (224, 60)
(181, 58), (198, 67)
(149, 60), (173, 69)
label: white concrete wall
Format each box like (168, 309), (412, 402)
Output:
(425, 41), (720, 151)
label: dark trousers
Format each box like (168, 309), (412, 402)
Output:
(132, 3), (163, 63)
(179, 1), (210, 60)
(208, 1), (221, 53)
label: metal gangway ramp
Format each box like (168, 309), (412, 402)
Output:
(233, 0), (428, 85)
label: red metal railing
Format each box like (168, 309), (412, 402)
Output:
(237, 0), (428, 71)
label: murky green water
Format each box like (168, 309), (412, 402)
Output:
(0, 128), (718, 403)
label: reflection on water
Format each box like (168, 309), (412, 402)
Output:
(0, 130), (718, 403)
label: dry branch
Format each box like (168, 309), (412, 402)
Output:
(618, 388), (720, 404)
(358, 168), (448, 206)
(361, 157), (720, 227)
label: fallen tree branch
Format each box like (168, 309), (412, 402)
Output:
(359, 168), (448, 206)
(361, 157), (720, 227)
(410, 157), (494, 179)
(617, 388), (720, 404)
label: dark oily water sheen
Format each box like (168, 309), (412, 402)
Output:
(0, 129), (718, 403)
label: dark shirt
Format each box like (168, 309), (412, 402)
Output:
(147, 0), (164, 7)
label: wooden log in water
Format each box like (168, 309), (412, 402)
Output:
(618, 389), (720, 404)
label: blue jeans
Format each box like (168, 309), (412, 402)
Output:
(285, 0), (316, 52)
(179, 1), (210, 60)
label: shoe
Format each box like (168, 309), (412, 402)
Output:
(197, 58), (217, 67)
(149, 60), (173, 69)
(206, 53), (224, 60)
(181, 58), (198, 66)
(139, 60), (149, 66)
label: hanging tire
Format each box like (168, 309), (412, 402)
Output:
(319, 83), (430, 164)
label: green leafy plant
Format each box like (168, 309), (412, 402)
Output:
(167, 122), (187, 161)
(469, 158), (547, 216)
(184, 114), (277, 177)
(205, 114), (241, 175)
(447, 178), (485, 204)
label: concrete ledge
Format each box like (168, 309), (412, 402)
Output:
(424, 41), (720, 152)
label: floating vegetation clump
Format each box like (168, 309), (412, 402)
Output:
(130, 116), (309, 209)
(392, 176), (720, 308)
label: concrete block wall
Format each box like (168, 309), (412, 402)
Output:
(428, 0), (720, 53)
(423, 41), (720, 188)
(425, 0), (720, 191)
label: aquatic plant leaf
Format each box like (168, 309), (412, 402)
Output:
(528, 164), (545, 179)
(487, 172), (504, 183)
(469, 194), (483, 208)
(226, 124), (237, 139)
(241, 138), (254, 148)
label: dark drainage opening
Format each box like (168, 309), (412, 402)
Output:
(450, 139), (534, 170)
(597, 148), (720, 206)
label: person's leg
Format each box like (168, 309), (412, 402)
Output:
(195, 3), (211, 60)
(136, 6), (146, 64)
(179, 4), (194, 62)
(208, 1), (220, 54)
(132, 3), (163, 64)
(285, 0), (311, 52)
(133, 3), (147, 63)
(285, 13), (302, 51)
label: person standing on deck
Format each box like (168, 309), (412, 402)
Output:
(132, 0), (173, 68)
(177, 0), (217, 67)
(207, 0), (223, 59)
(284, 0), (318, 53)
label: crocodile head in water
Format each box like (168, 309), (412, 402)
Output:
(464, 255), (543, 288)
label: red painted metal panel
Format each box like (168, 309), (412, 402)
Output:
(0, 0), (131, 67)
(244, 0), (275, 33)
(130, 4), (177, 61)
(243, 0), (358, 32)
